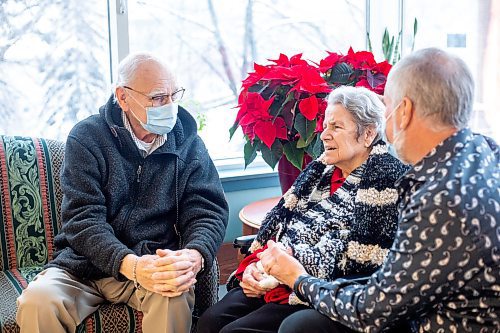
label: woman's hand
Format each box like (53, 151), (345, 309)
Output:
(258, 240), (307, 288)
(240, 262), (271, 298)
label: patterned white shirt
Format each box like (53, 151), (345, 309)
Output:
(121, 111), (166, 156)
(295, 128), (500, 332)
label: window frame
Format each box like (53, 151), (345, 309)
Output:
(107, 0), (497, 177)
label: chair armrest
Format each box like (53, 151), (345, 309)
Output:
(226, 235), (257, 292)
(233, 234), (256, 257)
(225, 271), (240, 292)
(233, 234), (256, 248)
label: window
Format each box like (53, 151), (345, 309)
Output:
(1, 0), (498, 163)
(127, 0), (366, 161)
(0, 0), (109, 140)
(403, 0), (499, 140)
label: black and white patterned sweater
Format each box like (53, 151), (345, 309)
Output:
(251, 141), (409, 283)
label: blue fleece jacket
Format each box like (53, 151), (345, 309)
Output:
(47, 95), (228, 281)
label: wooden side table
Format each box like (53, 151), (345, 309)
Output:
(239, 196), (281, 235)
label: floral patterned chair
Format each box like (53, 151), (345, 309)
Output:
(0, 135), (219, 333)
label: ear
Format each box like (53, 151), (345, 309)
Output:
(115, 86), (129, 111)
(364, 126), (377, 147)
(399, 97), (414, 130)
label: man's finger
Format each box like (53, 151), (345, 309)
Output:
(151, 268), (191, 281)
(175, 279), (196, 293)
(154, 256), (193, 267)
(155, 271), (194, 290)
(154, 260), (193, 271)
(156, 249), (173, 257)
(154, 276), (196, 294)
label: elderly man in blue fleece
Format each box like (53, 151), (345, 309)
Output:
(259, 47), (499, 333)
(16, 53), (228, 333)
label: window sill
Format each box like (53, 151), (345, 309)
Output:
(216, 157), (280, 192)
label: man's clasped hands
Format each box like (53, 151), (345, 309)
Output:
(131, 248), (203, 297)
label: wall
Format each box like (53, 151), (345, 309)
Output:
(221, 173), (282, 242)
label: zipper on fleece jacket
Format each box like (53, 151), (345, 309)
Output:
(174, 157), (181, 248)
(121, 163), (144, 233)
(136, 165), (142, 183)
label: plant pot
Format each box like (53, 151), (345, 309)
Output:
(277, 154), (313, 194)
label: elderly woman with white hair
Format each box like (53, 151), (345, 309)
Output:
(197, 86), (409, 333)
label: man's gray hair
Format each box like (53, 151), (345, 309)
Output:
(327, 86), (385, 145)
(386, 47), (474, 129)
(114, 53), (176, 97)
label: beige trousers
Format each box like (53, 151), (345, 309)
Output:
(16, 267), (195, 333)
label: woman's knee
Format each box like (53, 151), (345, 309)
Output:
(197, 288), (257, 333)
(278, 310), (310, 333)
(196, 304), (224, 333)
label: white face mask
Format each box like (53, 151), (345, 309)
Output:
(385, 101), (404, 156)
(127, 93), (178, 135)
(140, 103), (178, 135)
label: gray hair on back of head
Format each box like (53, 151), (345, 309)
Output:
(386, 47), (474, 129)
(327, 86), (385, 146)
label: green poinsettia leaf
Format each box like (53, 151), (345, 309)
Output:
(248, 82), (268, 94)
(261, 140), (283, 169)
(279, 100), (296, 131)
(330, 62), (353, 84)
(229, 121), (239, 140)
(268, 99), (282, 117)
(243, 140), (259, 169)
(304, 135), (315, 156)
(296, 133), (315, 148)
(273, 93), (295, 118)
(305, 134), (324, 158)
(294, 113), (316, 144)
(283, 141), (304, 171)
(296, 137), (307, 149)
(312, 134), (325, 157)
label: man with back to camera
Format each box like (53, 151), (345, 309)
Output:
(258, 47), (499, 333)
(16, 53), (229, 333)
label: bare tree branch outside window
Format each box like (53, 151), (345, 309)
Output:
(0, 0), (108, 140)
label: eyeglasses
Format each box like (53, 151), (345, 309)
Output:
(123, 86), (185, 107)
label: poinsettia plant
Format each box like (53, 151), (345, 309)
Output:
(319, 47), (392, 94)
(230, 48), (391, 170)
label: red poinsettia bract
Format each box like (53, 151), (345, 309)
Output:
(231, 49), (391, 170)
(236, 92), (286, 148)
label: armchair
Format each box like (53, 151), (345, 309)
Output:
(0, 135), (219, 333)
